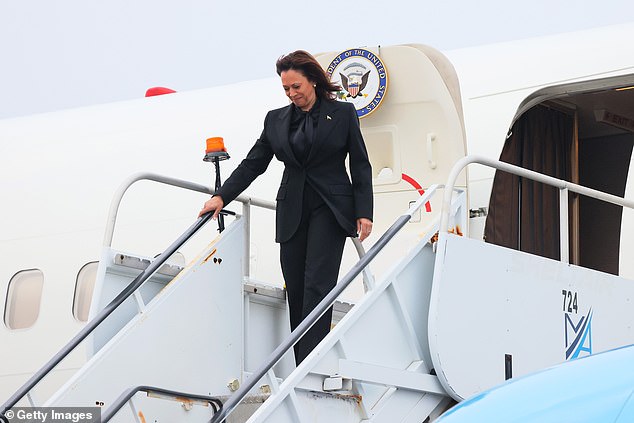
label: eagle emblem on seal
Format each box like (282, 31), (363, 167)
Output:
(340, 63), (371, 98)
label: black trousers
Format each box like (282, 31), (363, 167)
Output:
(280, 183), (347, 365)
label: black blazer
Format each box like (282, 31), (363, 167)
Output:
(217, 99), (373, 243)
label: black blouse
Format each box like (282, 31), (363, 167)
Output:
(289, 98), (320, 163)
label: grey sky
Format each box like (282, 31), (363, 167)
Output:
(1, 1), (633, 119)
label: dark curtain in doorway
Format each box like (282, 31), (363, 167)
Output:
(484, 105), (574, 260)
(578, 133), (634, 275)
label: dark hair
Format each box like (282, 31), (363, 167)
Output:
(276, 50), (341, 100)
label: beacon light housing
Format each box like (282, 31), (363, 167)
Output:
(204, 137), (230, 162)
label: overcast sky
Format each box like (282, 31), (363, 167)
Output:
(1, 1), (634, 119)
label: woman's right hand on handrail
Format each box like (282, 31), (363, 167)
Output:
(198, 196), (224, 220)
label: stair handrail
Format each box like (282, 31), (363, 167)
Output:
(103, 172), (276, 248)
(210, 184), (443, 423)
(440, 155), (634, 263)
(101, 385), (223, 422)
(102, 172), (373, 287)
(0, 211), (225, 422)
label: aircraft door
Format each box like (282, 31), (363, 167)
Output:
(316, 45), (468, 300)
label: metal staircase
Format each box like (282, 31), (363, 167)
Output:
(6, 157), (634, 422)
(0, 173), (458, 423)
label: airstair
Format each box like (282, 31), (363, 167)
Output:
(3, 156), (634, 423)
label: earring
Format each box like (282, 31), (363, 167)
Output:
(313, 84), (317, 87)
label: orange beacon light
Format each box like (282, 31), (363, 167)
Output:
(203, 137), (230, 232)
(204, 137), (228, 157)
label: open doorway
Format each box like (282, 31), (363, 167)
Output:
(484, 76), (634, 275)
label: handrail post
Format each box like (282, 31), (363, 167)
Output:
(242, 199), (251, 279)
(440, 156), (473, 235)
(560, 188), (569, 264)
(127, 398), (142, 423)
(25, 392), (37, 407)
(351, 238), (374, 292)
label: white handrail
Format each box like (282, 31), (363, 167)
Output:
(102, 172), (374, 283)
(440, 155), (634, 263)
(103, 172), (276, 248)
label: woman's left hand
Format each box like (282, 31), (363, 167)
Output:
(357, 218), (373, 242)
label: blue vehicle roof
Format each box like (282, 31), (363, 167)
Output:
(437, 344), (634, 423)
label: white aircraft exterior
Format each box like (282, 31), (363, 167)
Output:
(1, 23), (634, 422)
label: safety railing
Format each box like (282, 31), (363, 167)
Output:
(102, 385), (223, 422)
(103, 172), (372, 285)
(209, 184), (443, 423)
(103, 172), (276, 279)
(440, 155), (634, 263)
(0, 172), (375, 422)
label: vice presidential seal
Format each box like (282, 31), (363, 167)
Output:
(326, 48), (388, 118)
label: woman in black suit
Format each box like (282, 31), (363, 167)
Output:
(199, 50), (373, 364)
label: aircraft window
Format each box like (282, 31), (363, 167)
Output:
(4, 269), (44, 330)
(73, 262), (98, 322)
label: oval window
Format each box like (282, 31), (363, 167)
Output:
(73, 262), (98, 322)
(4, 269), (44, 330)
